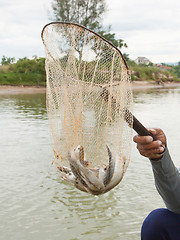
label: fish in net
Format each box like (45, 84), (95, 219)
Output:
(41, 22), (152, 195)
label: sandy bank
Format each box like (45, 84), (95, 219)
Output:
(0, 81), (180, 95)
(0, 85), (46, 95)
(132, 81), (180, 91)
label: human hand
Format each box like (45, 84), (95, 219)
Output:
(133, 128), (167, 161)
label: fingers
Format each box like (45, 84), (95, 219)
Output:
(137, 143), (165, 159)
(148, 128), (167, 147)
(133, 135), (153, 144)
(137, 140), (163, 151)
(133, 128), (166, 160)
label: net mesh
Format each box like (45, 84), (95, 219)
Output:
(42, 22), (133, 174)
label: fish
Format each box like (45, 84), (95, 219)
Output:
(57, 145), (126, 195)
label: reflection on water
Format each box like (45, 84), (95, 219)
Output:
(0, 87), (180, 240)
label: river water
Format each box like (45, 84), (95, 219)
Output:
(0, 86), (180, 240)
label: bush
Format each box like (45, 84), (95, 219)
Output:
(0, 56), (46, 86)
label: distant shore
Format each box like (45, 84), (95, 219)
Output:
(132, 80), (180, 91)
(0, 81), (180, 95)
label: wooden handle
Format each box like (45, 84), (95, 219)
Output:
(123, 108), (156, 140)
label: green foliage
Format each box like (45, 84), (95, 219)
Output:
(129, 61), (179, 82)
(50, 0), (128, 50)
(98, 30), (128, 49)
(122, 53), (130, 62)
(171, 62), (180, 78)
(0, 72), (46, 86)
(12, 57), (45, 75)
(1, 56), (15, 65)
(51, 0), (106, 31)
(0, 55), (179, 86)
(0, 56), (46, 86)
(133, 66), (154, 80)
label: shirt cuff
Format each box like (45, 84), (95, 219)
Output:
(150, 148), (176, 175)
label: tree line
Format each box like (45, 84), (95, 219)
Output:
(0, 0), (179, 85)
(0, 56), (46, 86)
(0, 55), (179, 86)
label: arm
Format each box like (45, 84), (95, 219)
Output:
(151, 148), (180, 213)
(133, 128), (180, 214)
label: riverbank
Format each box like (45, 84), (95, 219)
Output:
(132, 80), (180, 91)
(1, 57), (179, 87)
(0, 81), (180, 95)
(0, 85), (46, 95)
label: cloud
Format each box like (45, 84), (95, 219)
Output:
(105, 0), (180, 29)
(115, 27), (180, 63)
(0, 0), (179, 63)
(104, 0), (180, 62)
(0, 0), (51, 59)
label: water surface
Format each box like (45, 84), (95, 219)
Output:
(0, 87), (180, 240)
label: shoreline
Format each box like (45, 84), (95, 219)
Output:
(0, 81), (180, 95)
(0, 85), (46, 95)
(132, 81), (180, 91)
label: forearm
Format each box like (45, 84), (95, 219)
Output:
(151, 148), (180, 214)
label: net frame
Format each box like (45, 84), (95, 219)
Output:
(41, 21), (134, 173)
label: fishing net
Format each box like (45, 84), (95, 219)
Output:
(41, 22), (133, 192)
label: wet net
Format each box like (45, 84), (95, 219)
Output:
(41, 22), (133, 191)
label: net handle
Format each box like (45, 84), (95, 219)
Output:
(133, 115), (156, 140)
(131, 111), (165, 153)
(124, 109), (156, 140)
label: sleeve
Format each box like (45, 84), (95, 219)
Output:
(150, 148), (180, 214)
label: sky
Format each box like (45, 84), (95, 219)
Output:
(0, 0), (179, 64)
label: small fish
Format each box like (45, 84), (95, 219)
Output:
(57, 165), (88, 193)
(57, 145), (126, 195)
(103, 155), (126, 193)
(67, 150), (105, 195)
(103, 145), (115, 186)
(73, 145), (89, 167)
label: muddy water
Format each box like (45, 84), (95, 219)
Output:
(0, 86), (179, 240)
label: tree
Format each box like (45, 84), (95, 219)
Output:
(51, 0), (106, 31)
(98, 29), (128, 49)
(173, 62), (180, 78)
(1, 56), (15, 65)
(50, 0), (128, 54)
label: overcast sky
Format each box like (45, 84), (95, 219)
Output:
(0, 0), (179, 63)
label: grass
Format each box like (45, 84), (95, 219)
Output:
(0, 57), (46, 86)
(129, 64), (179, 82)
(0, 71), (46, 86)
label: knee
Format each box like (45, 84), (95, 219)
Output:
(141, 208), (169, 240)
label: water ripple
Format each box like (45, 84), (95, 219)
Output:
(1, 89), (180, 240)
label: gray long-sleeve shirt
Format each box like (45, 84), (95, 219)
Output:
(150, 148), (180, 214)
